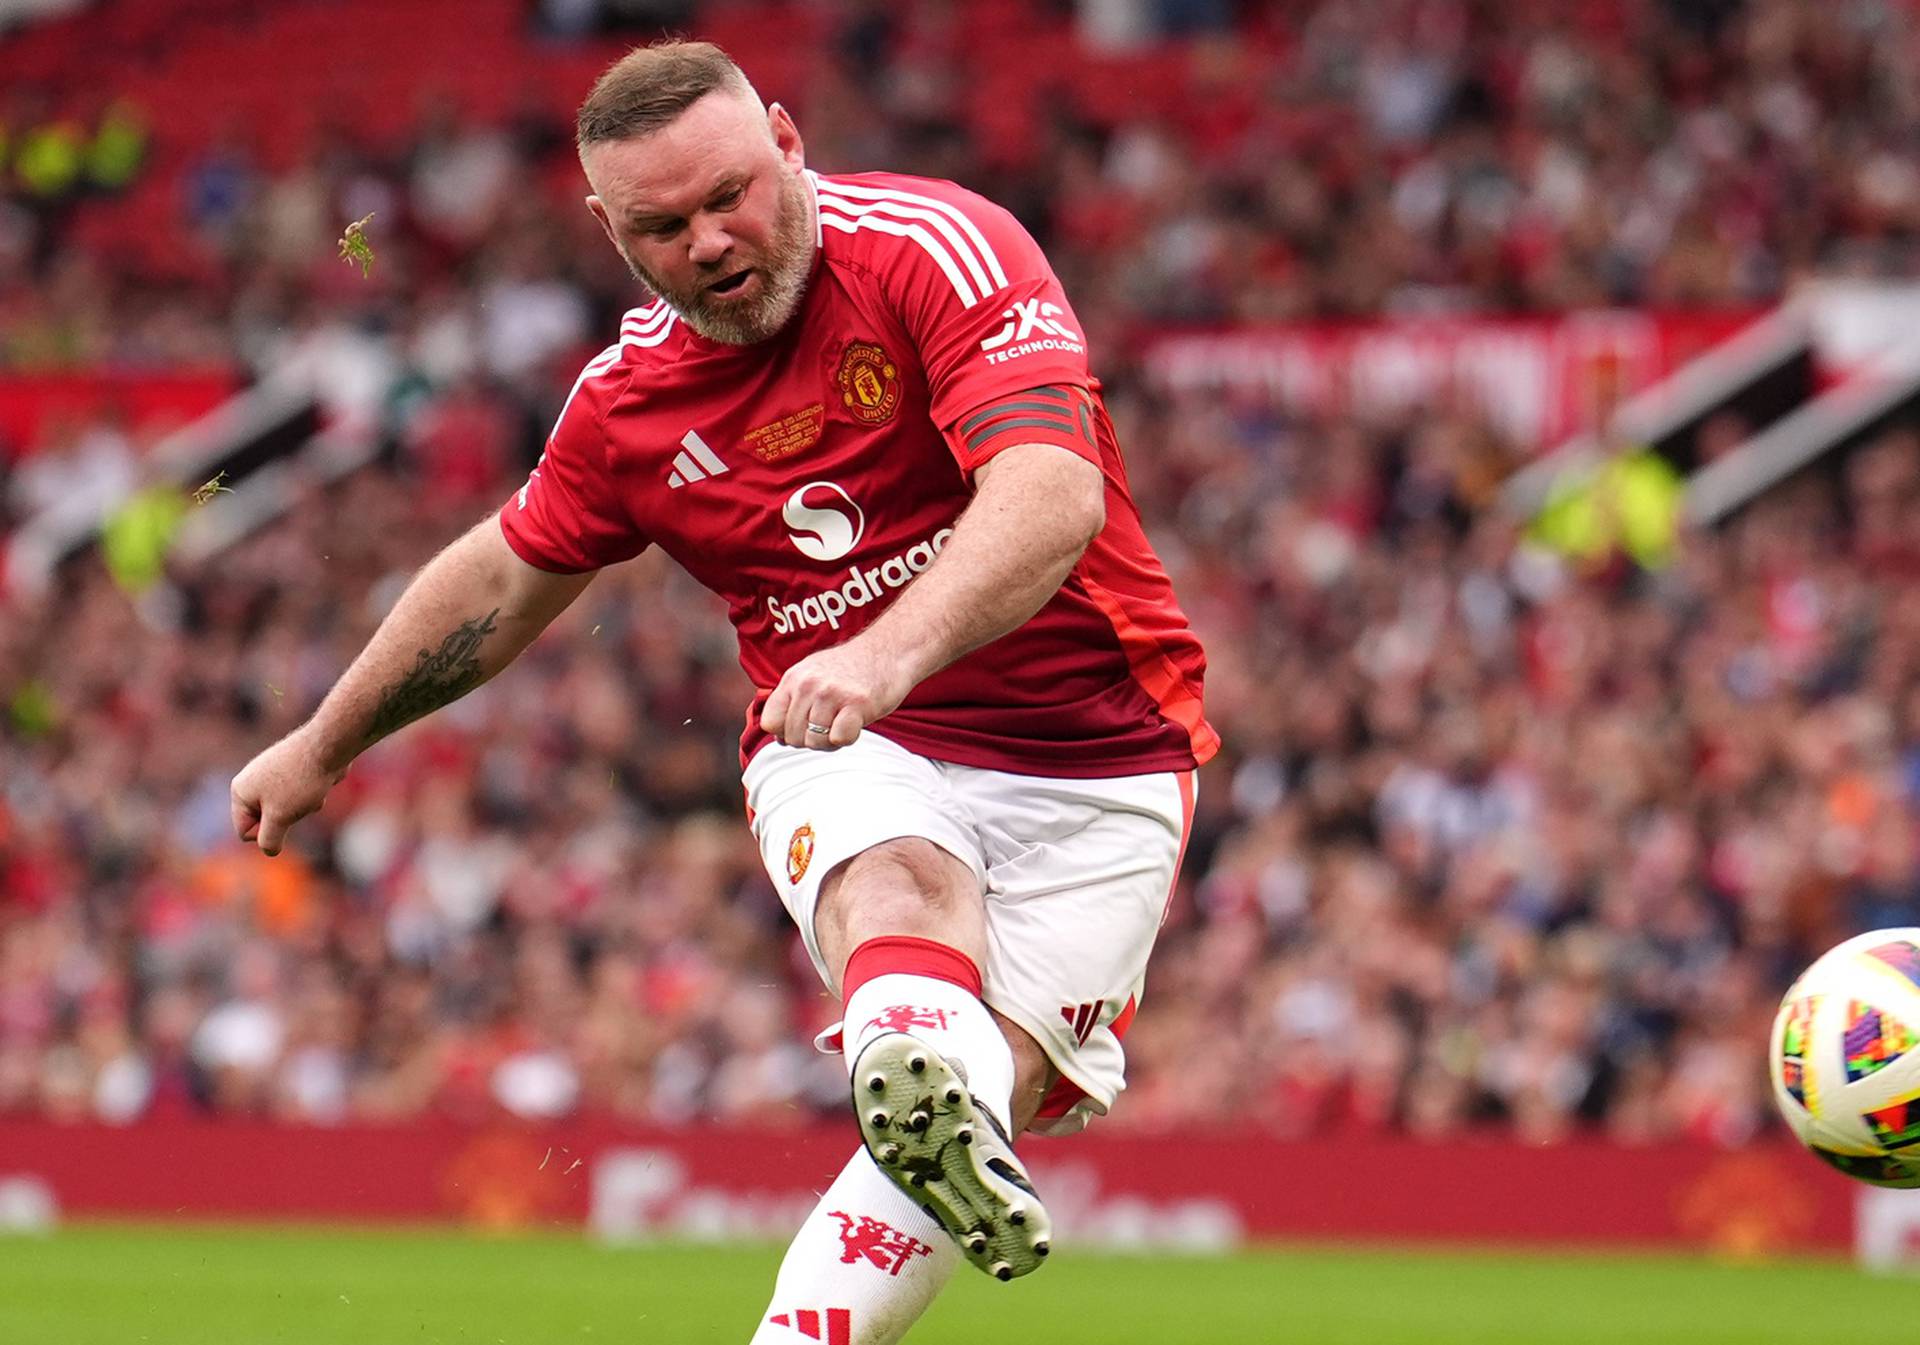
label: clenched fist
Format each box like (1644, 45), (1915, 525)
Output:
(231, 727), (347, 856)
(761, 637), (915, 750)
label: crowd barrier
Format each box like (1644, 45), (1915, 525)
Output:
(0, 1119), (1885, 1258)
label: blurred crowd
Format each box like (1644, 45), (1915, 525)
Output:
(18, 381), (1920, 1142)
(10, 0), (1920, 378)
(6, 0), (1920, 1139)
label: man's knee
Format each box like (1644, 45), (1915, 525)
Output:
(815, 838), (983, 980)
(819, 837), (976, 931)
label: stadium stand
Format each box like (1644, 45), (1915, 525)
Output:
(3, 0), (1919, 1145)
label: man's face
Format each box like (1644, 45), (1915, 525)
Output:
(583, 91), (814, 346)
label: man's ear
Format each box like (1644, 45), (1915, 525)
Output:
(585, 194), (618, 247)
(768, 102), (806, 171)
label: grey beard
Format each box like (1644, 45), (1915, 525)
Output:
(680, 258), (810, 345)
(623, 179), (814, 346)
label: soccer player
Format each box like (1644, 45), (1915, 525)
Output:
(230, 42), (1215, 1342)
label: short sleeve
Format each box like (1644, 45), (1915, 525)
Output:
(837, 178), (1092, 442)
(498, 358), (648, 574)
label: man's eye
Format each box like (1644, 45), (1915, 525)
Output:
(714, 187), (745, 210)
(644, 221), (680, 238)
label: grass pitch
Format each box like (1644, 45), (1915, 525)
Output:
(0, 1223), (1913, 1344)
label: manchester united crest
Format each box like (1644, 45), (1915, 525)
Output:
(835, 340), (901, 426)
(787, 823), (816, 885)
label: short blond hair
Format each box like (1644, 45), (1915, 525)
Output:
(575, 41), (758, 151)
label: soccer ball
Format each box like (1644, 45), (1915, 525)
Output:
(1770, 928), (1920, 1187)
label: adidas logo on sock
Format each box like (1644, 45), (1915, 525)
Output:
(767, 1308), (852, 1344)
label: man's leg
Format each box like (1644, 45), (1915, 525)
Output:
(750, 840), (1059, 1341)
(819, 839), (1055, 1279)
(746, 1030), (1056, 1345)
(747, 1147), (957, 1345)
(812, 843), (1054, 1127)
(817, 838), (1009, 1124)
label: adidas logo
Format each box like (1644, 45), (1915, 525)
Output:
(766, 1308), (851, 1344)
(667, 429), (729, 489)
(1061, 1000), (1105, 1047)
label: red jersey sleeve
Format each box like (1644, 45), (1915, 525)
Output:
(821, 175), (1096, 474)
(497, 354), (648, 573)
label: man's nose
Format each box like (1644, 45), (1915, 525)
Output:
(688, 216), (732, 267)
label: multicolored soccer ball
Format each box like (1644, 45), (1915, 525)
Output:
(1770, 928), (1920, 1187)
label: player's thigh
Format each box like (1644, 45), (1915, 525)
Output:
(959, 767), (1192, 1130)
(743, 732), (987, 994)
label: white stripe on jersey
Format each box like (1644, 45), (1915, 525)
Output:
(817, 204), (981, 308)
(621, 308), (679, 348)
(544, 340), (625, 444)
(815, 174), (1009, 289)
(814, 189), (998, 299)
(622, 300), (671, 334)
(517, 449), (544, 509)
(540, 304), (680, 445)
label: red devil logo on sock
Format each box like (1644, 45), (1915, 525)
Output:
(829, 1210), (935, 1276)
(863, 1005), (953, 1035)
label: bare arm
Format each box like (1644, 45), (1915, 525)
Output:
(862, 443), (1103, 685)
(304, 517), (593, 769)
(762, 443), (1105, 746)
(233, 517), (594, 852)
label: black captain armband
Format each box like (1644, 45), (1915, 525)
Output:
(949, 384), (1100, 471)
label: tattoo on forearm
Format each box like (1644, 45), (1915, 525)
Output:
(365, 608), (500, 743)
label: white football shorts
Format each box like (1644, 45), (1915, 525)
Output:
(742, 730), (1195, 1136)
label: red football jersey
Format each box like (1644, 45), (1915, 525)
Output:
(500, 170), (1217, 778)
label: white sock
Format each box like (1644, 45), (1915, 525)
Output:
(842, 971), (1015, 1130)
(749, 1148), (960, 1344)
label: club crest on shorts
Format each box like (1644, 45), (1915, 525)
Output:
(835, 340), (900, 426)
(787, 823), (816, 885)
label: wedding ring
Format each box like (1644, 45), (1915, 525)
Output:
(805, 722), (831, 735)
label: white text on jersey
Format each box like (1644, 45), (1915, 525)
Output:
(979, 300), (1083, 366)
(768, 529), (955, 635)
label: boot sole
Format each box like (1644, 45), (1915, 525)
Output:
(853, 1032), (1053, 1281)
